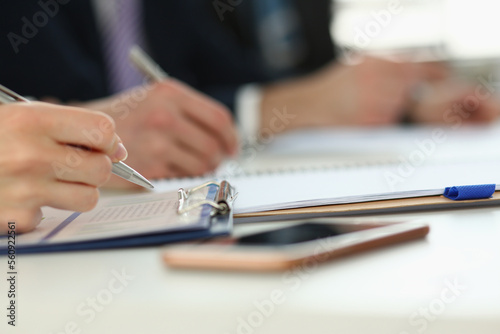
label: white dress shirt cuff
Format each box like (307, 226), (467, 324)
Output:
(235, 84), (262, 144)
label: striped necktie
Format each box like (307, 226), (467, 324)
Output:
(97, 0), (145, 94)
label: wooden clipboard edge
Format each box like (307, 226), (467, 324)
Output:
(235, 191), (500, 220)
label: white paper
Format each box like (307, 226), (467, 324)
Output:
(154, 124), (500, 214)
(0, 189), (210, 247)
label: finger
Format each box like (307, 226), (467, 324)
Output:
(0, 208), (43, 234)
(164, 80), (239, 155)
(43, 181), (100, 212)
(184, 103), (239, 156)
(122, 131), (213, 178)
(37, 103), (119, 154)
(49, 146), (113, 187)
(168, 114), (225, 168)
(471, 99), (500, 122)
(162, 139), (214, 176)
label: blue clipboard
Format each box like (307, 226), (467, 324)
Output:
(0, 182), (234, 254)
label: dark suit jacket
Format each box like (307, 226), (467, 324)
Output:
(0, 1), (108, 101)
(0, 0), (335, 111)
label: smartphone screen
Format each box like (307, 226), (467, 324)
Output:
(163, 221), (429, 271)
(236, 223), (371, 246)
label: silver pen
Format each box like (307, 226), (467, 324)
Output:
(0, 84), (154, 189)
(129, 45), (169, 82)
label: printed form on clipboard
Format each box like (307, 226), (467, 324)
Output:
(0, 182), (235, 253)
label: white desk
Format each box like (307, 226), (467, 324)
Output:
(3, 127), (500, 334)
(2, 208), (500, 334)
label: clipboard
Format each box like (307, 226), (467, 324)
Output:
(235, 190), (500, 223)
(0, 181), (235, 254)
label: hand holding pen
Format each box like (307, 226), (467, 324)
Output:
(113, 45), (239, 179)
(0, 84), (152, 233)
(0, 84), (153, 189)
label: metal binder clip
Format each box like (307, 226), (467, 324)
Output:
(177, 180), (236, 216)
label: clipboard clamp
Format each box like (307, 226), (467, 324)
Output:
(177, 180), (236, 216)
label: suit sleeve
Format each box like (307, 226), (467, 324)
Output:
(0, 1), (109, 102)
(143, 0), (336, 115)
(143, 0), (272, 114)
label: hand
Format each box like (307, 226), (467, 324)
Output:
(408, 79), (500, 124)
(0, 102), (127, 233)
(84, 79), (239, 188)
(260, 56), (418, 132)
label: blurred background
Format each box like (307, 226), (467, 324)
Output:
(332, 0), (500, 79)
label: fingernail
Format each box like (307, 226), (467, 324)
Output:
(112, 142), (128, 162)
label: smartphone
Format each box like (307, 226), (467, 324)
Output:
(162, 219), (429, 271)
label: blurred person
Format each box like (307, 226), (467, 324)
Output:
(1, 0), (498, 175)
(143, 0), (500, 138)
(0, 0), (239, 189)
(0, 102), (128, 233)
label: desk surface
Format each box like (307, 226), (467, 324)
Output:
(3, 126), (500, 334)
(2, 208), (500, 334)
